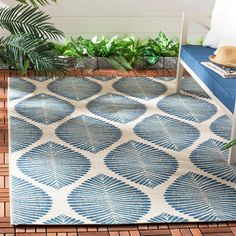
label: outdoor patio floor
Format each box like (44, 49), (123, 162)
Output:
(1, 69), (236, 236)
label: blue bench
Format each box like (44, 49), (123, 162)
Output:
(176, 14), (236, 165)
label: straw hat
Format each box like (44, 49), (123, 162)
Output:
(209, 46), (236, 68)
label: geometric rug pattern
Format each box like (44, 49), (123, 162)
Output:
(8, 76), (236, 225)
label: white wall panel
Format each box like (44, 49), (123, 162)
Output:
(0, 0), (216, 40)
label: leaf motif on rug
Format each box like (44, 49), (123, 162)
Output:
(56, 115), (122, 153)
(181, 77), (209, 98)
(87, 93), (146, 124)
(113, 77), (167, 100)
(67, 174), (151, 224)
(17, 142), (91, 189)
(164, 172), (236, 221)
(9, 77), (36, 101)
(44, 214), (83, 224)
(105, 140), (178, 188)
(11, 176), (52, 225)
(134, 115), (200, 151)
(210, 115), (232, 140)
(15, 93), (75, 125)
(10, 117), (42, 152)
(48, 77), (102, 101)
(190, 139), (236, 183)
(8, 76), (235, 225)
(158, 94), (217, 123)
(148, 213), (188, 223)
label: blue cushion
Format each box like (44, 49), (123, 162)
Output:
(181, 45), (236, 113)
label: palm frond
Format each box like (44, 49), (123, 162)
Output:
(1, 34), (67, 75)
(16, 0), (57, 7)
(0, 4), (63, 40)
(221, 139), (236, 150)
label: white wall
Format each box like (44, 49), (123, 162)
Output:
(1, 0), (216, 41)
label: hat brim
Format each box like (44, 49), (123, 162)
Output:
(209, 55), (236, 68)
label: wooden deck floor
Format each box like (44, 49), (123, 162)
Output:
(1, 69), (236, 236)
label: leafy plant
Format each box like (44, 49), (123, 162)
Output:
(16, 0), (57, 7)
(54, 43), (70, 55)
(147, 32), (179, 58)
(143, 41), (160, 66)
(68, 36), (96, 57)
(0, 2), (67, 75)
(198, 36), (205, 46)
(53, 33), (181, 70)
(120, 36), (146, 68)
(92, 35), (132, 70)
(57, 35), (132, 70)
(222, 139), (236, 150)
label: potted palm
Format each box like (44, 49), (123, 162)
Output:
(0, 0), (67, 75)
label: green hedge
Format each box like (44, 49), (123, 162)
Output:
(54, 32), (180, 70)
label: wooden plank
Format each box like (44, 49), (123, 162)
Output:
(130, 231), (141, 236)
(180, 229), (192, 236)
(140, 229), (171, 235)
(119, 232), (130, 236)
(230, 227), (236, 236)
(108, 226), (138, 232)
(46, 227), (77, 233)
(79, 232), (109, 236)
(201, 227), (232, 233)
(204, 233), (233, 236)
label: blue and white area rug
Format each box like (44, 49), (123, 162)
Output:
(8, 76), (236, 225)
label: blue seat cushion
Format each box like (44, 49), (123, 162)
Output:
(181, 45), (236, 113)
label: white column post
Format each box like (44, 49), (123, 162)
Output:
(176, 12), (189, 93)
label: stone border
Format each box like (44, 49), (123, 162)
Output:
(0, 57), (178, 71)
(66, 56), (178, 70)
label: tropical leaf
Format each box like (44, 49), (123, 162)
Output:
(113, 77), (167, 100)
(15, 93), (75, 124)
(11, 176), (52, 224)
(56, 115), (122, 153)
(105, 140), (178, 188)
(17, 142), (91, 189)
(1, 34), (67, 75)
(164, 172), (236, 221)
(0, 5), (63, 40)
(134, 115), (200, 151)
(222, 139), (236, 150)
(67, 174), (151, 224)
(16, 0), (57, 7)
(158, 94), (217, 123)
(44, 214), (83, 224)
(87, 93), (146, 124)
(10, 117), (43, 152)
(190, 139), (236, 183)
(8, 77), (36, 101)
(47, 77), (102, 101)
(148, 213), (188, 223)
